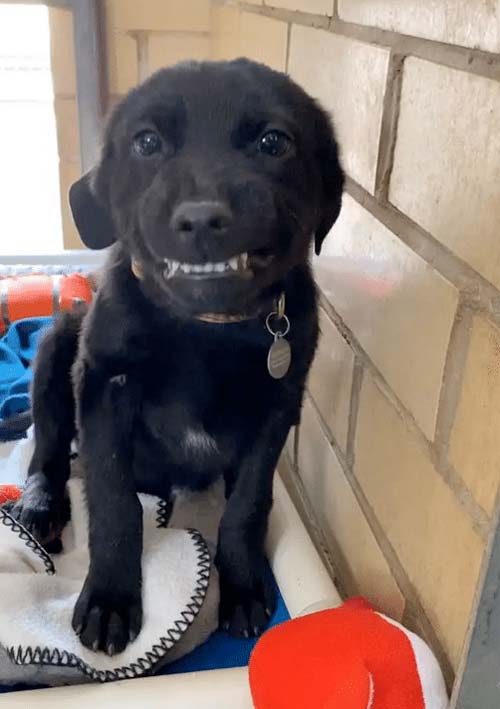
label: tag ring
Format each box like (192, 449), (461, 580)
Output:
(266, 312), (290, 338)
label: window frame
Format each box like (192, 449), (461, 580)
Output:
(49, 0), (107, 171)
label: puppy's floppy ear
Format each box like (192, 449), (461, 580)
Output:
(314, 110), (345, 256)
(69, 171), (115, 250)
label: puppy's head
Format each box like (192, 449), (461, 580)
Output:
(71, 59), (343, 315)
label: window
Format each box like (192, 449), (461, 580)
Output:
(0, 4), (63, 253)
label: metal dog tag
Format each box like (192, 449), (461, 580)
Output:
(267, 334), (291, 379)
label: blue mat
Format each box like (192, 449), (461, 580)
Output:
(0, 587), (289, 693)
(0, 317), (53, 441)
(163, 585), (289, 675)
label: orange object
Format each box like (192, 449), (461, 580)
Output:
(249, 598), (448, 709)
(0, 273), (92, 334)
(0, 485), (22, 505)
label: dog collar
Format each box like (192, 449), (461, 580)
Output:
(131, 258), (291, 378)
(194, 311), (258, 324)
(195, 292), (285, 324)
(197, 293), (291, 378)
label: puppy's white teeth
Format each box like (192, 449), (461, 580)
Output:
(163, 259), (180, 279)
(164, 256), (249, 277)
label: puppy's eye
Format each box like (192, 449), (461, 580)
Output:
(258, 130), (291, 157)
(133, 130), (162, 157)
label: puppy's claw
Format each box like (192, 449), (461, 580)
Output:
(129, 627), (139, 642)
(92, 639), (99, 652)
(74, 623), (83, 635)
(106, 643), (115, 657)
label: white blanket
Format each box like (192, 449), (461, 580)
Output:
(0, 467), (221, 686)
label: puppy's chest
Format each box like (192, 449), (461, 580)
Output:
(138, 342), (272, 460)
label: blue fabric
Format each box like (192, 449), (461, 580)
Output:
(0, 682), (40, 694)
(0, 318), (53, 440)
(162, 585), (290, 675)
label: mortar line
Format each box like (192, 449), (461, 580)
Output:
(374, 51), (405, 202)
(285, 21), (292, 73)
(434, 300), (474, 461)
(317, 295), (437, 451)
(344, 177), (500, 326)
(278, 452), (344, 591)
(239, 3), (330, 30)
(133, 29), (211, 38)
(280, 453), (361, 602)
(316, 298), (490, 540)
(238, 2), (500, 81)
(134, 31), (149, 83)
(346, 357), (363, 468)
(304, 391), (455, 687)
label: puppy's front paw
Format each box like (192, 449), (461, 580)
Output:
(6, 472), (68, 545)
(72, 578), (143, 655)
(219, 557), (276, 638)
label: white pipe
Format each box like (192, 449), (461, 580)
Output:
(0, 667), (253, 709)
(266, 474), (342, 617)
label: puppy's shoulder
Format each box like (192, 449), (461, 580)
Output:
(80, 248), (145, 363)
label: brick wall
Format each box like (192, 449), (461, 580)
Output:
(46, 0), (212, 248)
(211, 0), (500, 687)
(104, 0), (211, 100)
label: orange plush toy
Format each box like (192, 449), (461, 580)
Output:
(0, 486), (22, 505)
(0, 273), (93, 334)
(249, 598), (448, 709)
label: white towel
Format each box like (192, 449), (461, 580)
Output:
(0, 477), (220, 686)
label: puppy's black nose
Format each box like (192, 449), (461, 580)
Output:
(171, 201), (232, 236)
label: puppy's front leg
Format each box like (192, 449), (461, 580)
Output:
(72, 365), (143, 655)
(217, 410), (292, 638)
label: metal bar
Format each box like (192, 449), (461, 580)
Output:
(451, 493), (500, 709)
(71, 0), (106, 171)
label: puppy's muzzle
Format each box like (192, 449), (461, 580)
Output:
(164, 199), (251, 281)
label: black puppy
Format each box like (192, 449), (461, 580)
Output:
(9, 59), (343, 655)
